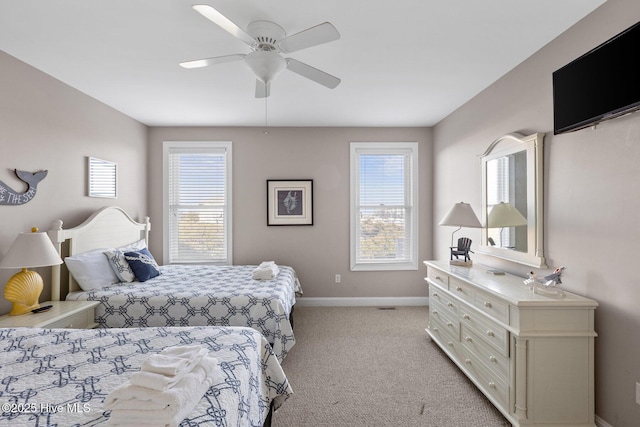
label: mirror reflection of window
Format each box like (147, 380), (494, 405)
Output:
(486, 152), (527, 251)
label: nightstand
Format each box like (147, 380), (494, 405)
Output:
(0, 300), (99, 329)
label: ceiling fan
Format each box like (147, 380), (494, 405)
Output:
(180, 4), (341, 98)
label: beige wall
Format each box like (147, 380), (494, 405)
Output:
(433, 0), (640, 424)
(0, 51), (148, 313)
(148, 127), (433, 300)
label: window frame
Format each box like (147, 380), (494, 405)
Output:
(162, 141), (233, 265)
(350, 142), (419, 271)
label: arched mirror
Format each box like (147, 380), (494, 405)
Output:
(478, 132), (546, 268)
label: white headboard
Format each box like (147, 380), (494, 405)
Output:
(48, 206), (150, 300)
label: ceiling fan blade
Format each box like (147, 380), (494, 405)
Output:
(179, 54), (246, 69)
(192, 4), (255, 46)
(255, 80), (271, 98)
(278, 22), (340, 53)
(286, 58), (340, 89)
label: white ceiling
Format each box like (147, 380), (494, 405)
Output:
(0, 0), (605, 127)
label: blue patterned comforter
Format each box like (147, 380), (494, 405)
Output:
(0, 326), (292, 426)
(66, 265), (302, 361)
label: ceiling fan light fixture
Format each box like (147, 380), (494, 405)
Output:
(244, 51), (286, 84)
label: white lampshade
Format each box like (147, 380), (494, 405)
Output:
(244, 51), (287, 84)
(488, 202), (527, 228)
(439, 202), (482, 228)
(0, 230), (63, 269)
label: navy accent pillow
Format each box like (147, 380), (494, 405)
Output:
(124, 248), (161, 282)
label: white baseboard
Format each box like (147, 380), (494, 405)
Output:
(595, 415), (612, 427)
(295, 297), (429, 307)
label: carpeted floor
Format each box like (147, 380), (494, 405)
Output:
(273, 306), (511, 427)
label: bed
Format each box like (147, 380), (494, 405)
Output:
(0, 325), (291, 426)
(48, 206), (302, 361)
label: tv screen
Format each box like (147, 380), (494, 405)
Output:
(553, 21), (640, 135)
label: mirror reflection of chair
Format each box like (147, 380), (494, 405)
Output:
(450, 237), (473, 262)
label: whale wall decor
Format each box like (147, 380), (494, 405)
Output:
(0, 169), (48, 206)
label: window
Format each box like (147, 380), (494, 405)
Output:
(350, 142), (418, 271)
(163, 141), (232, 264)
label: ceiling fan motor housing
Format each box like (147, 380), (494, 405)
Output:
(247, 20), (286, 51)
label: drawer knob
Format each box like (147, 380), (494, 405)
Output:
(435, 276), (441, 280)
(447, 302), (454, 307)
(484, 301), (492, 308)
(489, 382), (496, 389)
(433, 292), (439, 297)
(456, 286), (463, 292)
(465, 336), (472, 342)
(464, 358), (472, 365)
(486, 330), (495, 337)
(433, 327), (439, 332)
(489, 356), (497, 363)
(433, 310), (438, 315)
(447, 322), (453, 328)
(463, 314), (470, 320)
(447, 341), (454, 347)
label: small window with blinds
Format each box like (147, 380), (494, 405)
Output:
(163, 141), (232, 265)
(350, 142), (418, 271)
(88, 157), (117, 198)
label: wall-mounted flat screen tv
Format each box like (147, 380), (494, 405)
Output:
(553, 21), (640, 135)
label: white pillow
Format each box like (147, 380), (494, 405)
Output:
(65, 249), (120, 291)
(104, 239), (147, 283)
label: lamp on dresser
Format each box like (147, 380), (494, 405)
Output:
(0, 227), (63, 315)
(438, 202), (482, 265)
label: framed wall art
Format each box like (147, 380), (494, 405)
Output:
(88, 157), (117, 198)
(267, 179), (313, 226)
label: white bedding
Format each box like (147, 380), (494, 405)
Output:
(0, 326), (292, 426)
(66, 264), (302, 361)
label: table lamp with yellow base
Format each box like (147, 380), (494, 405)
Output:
(0, 227), (62, 316)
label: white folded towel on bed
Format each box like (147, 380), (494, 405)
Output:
(252, 261), (280, 280)
(105, 356), (220, 427)
(140, 345), (209, 377)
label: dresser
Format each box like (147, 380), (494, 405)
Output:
(424, 261), (597, 426)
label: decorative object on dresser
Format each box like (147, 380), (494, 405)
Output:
(0, 169), (48, 205)
(0, 227), (63, 315)
(438, 202), (482, 266)
(425, 260), (598, 426)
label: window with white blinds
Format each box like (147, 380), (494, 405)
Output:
(163, 142), (232, 264)
(350, 142), (418, 271)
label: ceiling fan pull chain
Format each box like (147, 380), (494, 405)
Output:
(263, 88), (269, 134)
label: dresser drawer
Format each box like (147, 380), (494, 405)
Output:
(430, 287), (459, 317)
(472, 289), (510, 324)
(427, 267), (449, 288)
(45, 310), (94, 329)
(428, 322), (463, 361)
(450, 277), (474, 303)
(430, 302), (460, 342)
(461, 326), (509, 382)
(460, 307), (509, 356)
(460, 345), (509, 411)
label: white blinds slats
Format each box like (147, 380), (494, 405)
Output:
(167, 146), (229, 263)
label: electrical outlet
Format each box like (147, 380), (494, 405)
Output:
(335, 274), (341, 284)
(636, 382), (640, 405)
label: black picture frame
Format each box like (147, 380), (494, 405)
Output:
(267, 179), (313, 226)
